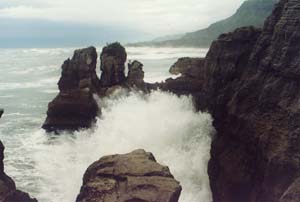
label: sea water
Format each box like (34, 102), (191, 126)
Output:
(0, 47), (213, 202)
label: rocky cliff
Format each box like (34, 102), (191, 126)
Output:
(162, 0), (300, 201)
(0, 141), (37, 202)
(42, 0), (300, 199)
(76, 149), (182, 202)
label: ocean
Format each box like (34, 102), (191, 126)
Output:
(0, 46), (213, 202)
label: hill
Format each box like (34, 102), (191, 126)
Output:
(128, 0), (278, 47)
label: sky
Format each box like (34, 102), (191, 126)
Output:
(0, 0), (246, 47)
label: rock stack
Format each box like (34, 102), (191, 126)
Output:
(100, 42), (127, 87)
(42, 47), (99, 132)
(42, 43), (149, 132)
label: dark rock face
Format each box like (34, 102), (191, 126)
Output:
(42, 43), (150, 132)
(42, 47), (99, 132)
(126, 60), (148, 91)
(0, 109), (3, 118)
(76, 149), (182, 202)
(100, 42), (127, 87)
(169, 57), (205, 77)
(58, 47), (99, 92)
(0, 141), (37, 202)
(42, 90), (98, 132)
(127, 60), (144, 84)
(162, 0), (300, 201)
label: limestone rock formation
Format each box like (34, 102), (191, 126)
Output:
(42, 42), (152, 132)
(126, 60), (148, 92)
(0, 141), (37, 202)
(100, 42), (127, 87)
(42, 47), (99, 132)
(58, 47), (99, 92)
(127, 60), (144, 85)
(76, 149), (182, 202)
(42, 90), (98, 132)
(169, 57), (205, 77)
(161, 0), (300, 201)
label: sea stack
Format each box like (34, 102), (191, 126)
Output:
(76, 149), (182, 202)
(42, 47), (99, 132)
(42, 43), (150, 132)
(100, 42), (127, 87)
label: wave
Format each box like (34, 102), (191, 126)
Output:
(4, 90), (214, 202)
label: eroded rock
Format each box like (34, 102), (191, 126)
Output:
(161, 1), (300, 201)
(76, 149), (182, 202)
(42, 47), (100, 132)
(100, 42), (127, 87)
(42, 89), (98, 132)
(126, 60), (148, 92)
(169, 57), (205, 77)
(58, 46), (99, 92)
(0, 141), (37, 202)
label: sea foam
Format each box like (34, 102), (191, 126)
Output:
(22, 90), (214, 202)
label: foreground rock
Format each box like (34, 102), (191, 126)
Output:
(0, 141), (37, 202)
(76, 149), (182, 202)
(162, 0), (300, 201)
(42, 47), (99, 132)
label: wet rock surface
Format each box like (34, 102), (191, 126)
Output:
(0, 141), (37, 202)
(76, 149), (182, 202)
(58, 47), (99, 92)
(43, 43), (150, 132)
(126, 60), (148, 92)
(41, 1), (300, 200)
(42, 47), (100, 132)
(42, 89), (98, 132)
(162, 0), (300, 201)
(100, 42), (127, 87)
(169, 57), (205, 77)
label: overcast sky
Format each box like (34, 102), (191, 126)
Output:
(0, 0), (246, 35)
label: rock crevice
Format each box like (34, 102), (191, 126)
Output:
(161, 0), (300, 201)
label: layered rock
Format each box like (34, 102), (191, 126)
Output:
(76, 149), (182, 202)
(42, 42), (151, 131)
(162, 0), (300, 201)
(169, 57), (205, 77)
(0, 141), (37, 202)
(126, 60), (148, 92)
(42, 47), (99, 132)
(100, 42), (127, 87)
